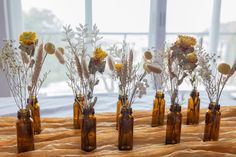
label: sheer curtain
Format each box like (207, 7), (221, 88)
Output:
(0, 0), (23, 97)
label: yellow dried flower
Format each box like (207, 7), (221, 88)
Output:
(186, 52), (197, 63)
(93, 47), (108, 61)
(144, 51), (152, 60)
(114, 63), (123, 71)
(19, 32), (37, 45)
(44, 42), (56, 54)
(177, 35), (196, 47)
(218, 63), (231, 75)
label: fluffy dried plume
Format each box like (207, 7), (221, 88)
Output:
(82, 57), (90, 79)
(31, 43), (43, 91)
(128, 50), (133, 77)
(74, 54), (83, 80)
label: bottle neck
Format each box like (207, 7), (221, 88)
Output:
(17, 109), (31, 119)
(27, 96), (38, 105)
(156, 91), (164, 99)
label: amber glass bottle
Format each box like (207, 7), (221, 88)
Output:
(28, 96), (41, 134)
(81, 107), (96, 152)
(116, 95), (122, 130)
(165, 104), (182, 144)
(186, 90), (200, 125)
(16, 109), (35, 153)
(151, 91), (165, 127)
(116, 95), (128, 130)
(73, 94), (84, 129)
(212, 104), (221, 141)
(203, 102), (214, 141)
(118, 107), (133, 150)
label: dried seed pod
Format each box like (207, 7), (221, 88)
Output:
(218, 63), (231, 75)
(144, 50), (153, 60)
(57, 47), (64, 55)
(44, 42), (55, 54)
(143, 63), (151, 73)
(55, 49), (65, 64)
(146, 64), (162, 74)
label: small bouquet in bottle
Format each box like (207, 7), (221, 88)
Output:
(108, 43), (162, 150)
(0, 32), (64, 153)
(63, 24), (107, 151)
(143, 49), (167, 127)
(164, 35), (198, 144)
(198, 50), (236, 141)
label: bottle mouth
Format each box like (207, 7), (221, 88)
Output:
(17, 109), (30, 119)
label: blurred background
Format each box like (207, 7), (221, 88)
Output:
(0, 0), (235, 116)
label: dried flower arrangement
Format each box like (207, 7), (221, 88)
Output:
(107, 42), (162, 107)
(0, 32), (64, 110)
(143, 49), (168, 92)
(63, 24), (107, 109)
(198, 51), (236, 105)
(166, 35), (198, 105)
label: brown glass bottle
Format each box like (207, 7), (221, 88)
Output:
(203, 102), (214, 141)
(118, 107), (133, 150)
(81, 107), (96, 152)
(186, 90), (200, 125)
(73, 94), (84, 129)
(16, 109), (35, 153)
(28, 96), (41, 134)
(116, 95), (122, 130)
(212, 104), (221, 141)
(116, 95), (128, 130)
(151, 91), (165, 127)
(165, 104), (182, 144)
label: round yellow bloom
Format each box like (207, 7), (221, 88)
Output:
(19, 32), (37, 45)
(177, 35), (197, 47)
(114, 63), (123, 71)
(186, 52), (197, 63)
(93, 47), (108, 61)
(44, 42), (56, 54)
(144, 51), (153, 60)
(218, 63), (231, 75)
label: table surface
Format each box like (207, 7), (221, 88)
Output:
(1, 106), (236, 157)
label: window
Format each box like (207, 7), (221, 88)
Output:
(21, 0), (150, 96)
(166, 0), (213, 47)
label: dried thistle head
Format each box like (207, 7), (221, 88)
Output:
(44, 42), (56, 54)
(218, 63), (231, 75)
